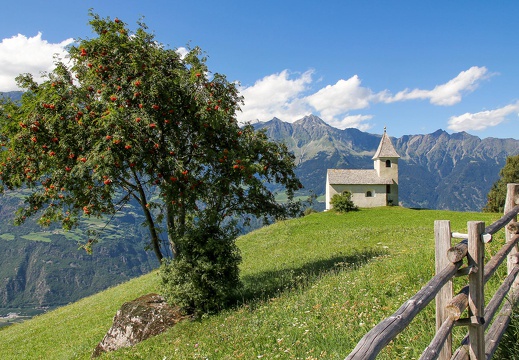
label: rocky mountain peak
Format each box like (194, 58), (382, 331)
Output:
(293, 114), (330, 128)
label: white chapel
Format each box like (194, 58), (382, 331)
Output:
(325, 128), (400, 209)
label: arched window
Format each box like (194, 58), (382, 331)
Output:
(385, 160), (391, 168)
(366, 191), (373, 197)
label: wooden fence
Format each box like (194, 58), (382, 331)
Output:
(345, 183), (519, 360)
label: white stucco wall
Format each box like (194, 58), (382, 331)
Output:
(374, 158), (398, 181)
(326, 184), (388, 209)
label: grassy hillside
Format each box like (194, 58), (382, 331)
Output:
(0, 207), (509, 359)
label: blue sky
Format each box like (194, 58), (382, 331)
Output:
(1, 1), (518, 139)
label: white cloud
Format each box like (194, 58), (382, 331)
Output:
(447, 101), (519, 132)
(381, 66), (490, 106)
(238, 66), (490, 131)
(237, 69), (313, 123)
(304, 76), (372, 118)
(0, 33), (73, 92)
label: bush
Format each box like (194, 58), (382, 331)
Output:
(330, 191), (358, 213)
(303, 207), (318, 216)
(160, 223), (242, 316)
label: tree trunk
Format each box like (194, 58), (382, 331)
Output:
(131, 173), (163, 262)
(166, 202), (178, 259)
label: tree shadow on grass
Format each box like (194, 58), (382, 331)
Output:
(236, 248), (387, 306)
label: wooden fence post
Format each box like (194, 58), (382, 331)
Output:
(435, 220), (452, 360)
(505, 183), (519, 294)
(468, 221), (485, 359)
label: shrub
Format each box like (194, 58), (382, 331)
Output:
(160, 222), (242, 316)
(330, 191), (358, 213)
(303, 207), (318, 216)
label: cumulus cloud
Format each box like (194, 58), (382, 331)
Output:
(381, 66), (490, 105)
(304, 76), (372, 118)
(447, 101), (519, 132)
(0, 33), (73, 92)
(238, 66), (491, 130)
(237, 69), (313, 123)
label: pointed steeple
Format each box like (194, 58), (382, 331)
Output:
(372, 127), (400, 160)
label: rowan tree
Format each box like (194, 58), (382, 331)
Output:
(0, 12), (303, 313)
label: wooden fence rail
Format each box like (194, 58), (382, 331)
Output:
(345, 183), (519, 360)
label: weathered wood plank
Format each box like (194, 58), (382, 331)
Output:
(449, 251), (519, 360)
(447, 240), (467, 263)
(507, 221), (519, 234)
(485, 233), (519, 282)
(485, 284), (519, 359)
(485, 203), (519, 235)
(451, 281), (519, 360)
(485, 265), (519, 328)
(505, 184), (519, 295)
(467, 221), (485, 359)
(446, 292), (468, 320)
(419, 316), (455, 360)
(435, 220), (453, 360)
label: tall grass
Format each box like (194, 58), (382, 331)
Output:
(0, 207), (508, 359)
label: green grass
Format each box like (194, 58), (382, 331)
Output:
(0, 207), (509, 359)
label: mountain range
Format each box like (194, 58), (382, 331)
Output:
(253, 115), (519, 211)
(0, 192), (158, 313)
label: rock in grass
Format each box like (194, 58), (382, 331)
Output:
(92, 293), (189, 357)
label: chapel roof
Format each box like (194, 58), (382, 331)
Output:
(327, 169), (393, 185)
(372, 127), (400, 160)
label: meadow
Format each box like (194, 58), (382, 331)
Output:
(0, 207), (514, 359)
